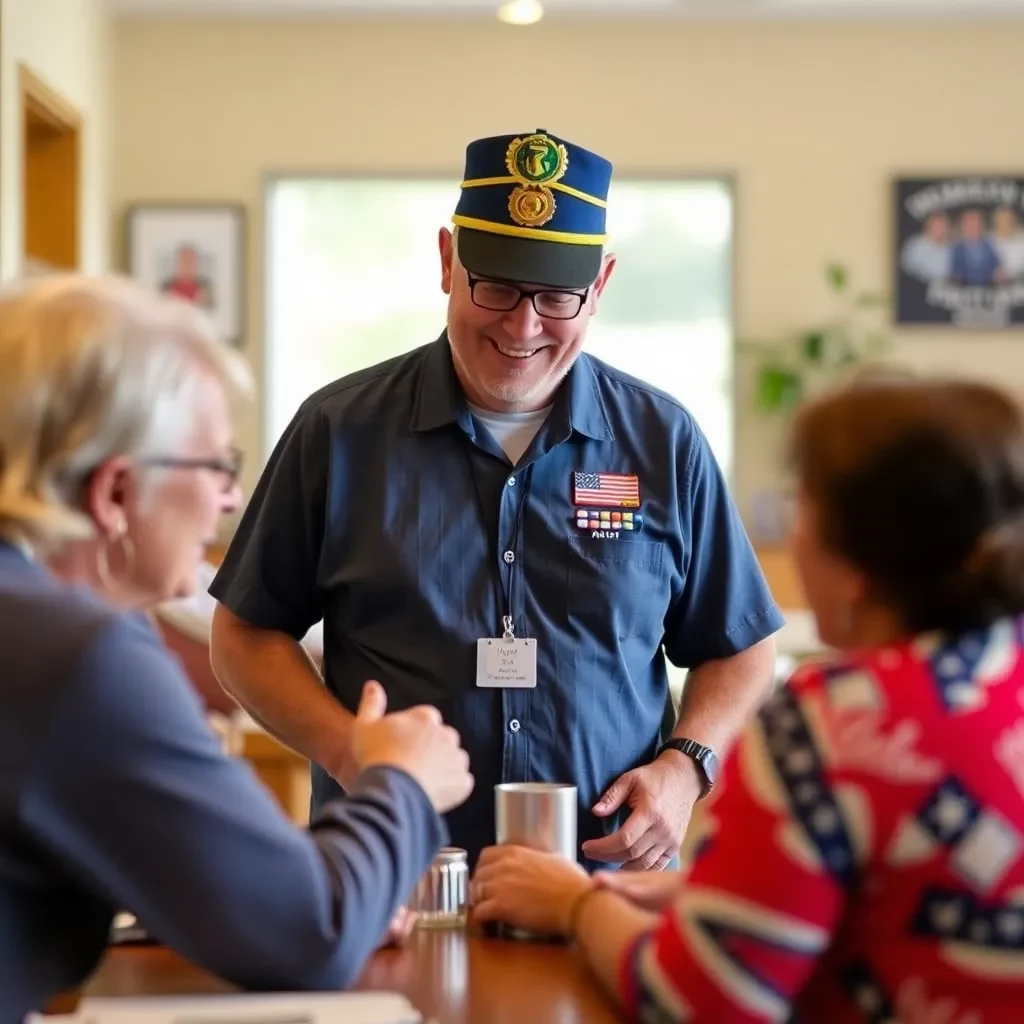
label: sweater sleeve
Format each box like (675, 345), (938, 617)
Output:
(620, 670), (852, 1021)
(19, 615), (447, 991)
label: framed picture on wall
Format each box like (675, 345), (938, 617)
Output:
(126, 203), (246, 345)
(894, 176), (1024, 329)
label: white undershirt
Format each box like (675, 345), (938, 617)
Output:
(469, 402), (553, 465)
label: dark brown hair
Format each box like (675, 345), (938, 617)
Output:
(790, 377), (1024, 634)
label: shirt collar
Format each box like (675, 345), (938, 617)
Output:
(560, 354), (615, 443)
(410, 333), (473, 434)
(409, 333), (614, 443)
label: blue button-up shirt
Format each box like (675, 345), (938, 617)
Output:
(211, 335), (783, 868)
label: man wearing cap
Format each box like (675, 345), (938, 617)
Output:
(209, 131), (782, 873)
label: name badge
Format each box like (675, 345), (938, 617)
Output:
(476, 637), (537, 688)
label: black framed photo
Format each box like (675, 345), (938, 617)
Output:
(126, 203), (246, 344)
(894, 176), (1024, 328)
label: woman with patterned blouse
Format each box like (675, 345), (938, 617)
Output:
(472, 376), (1024, 1021)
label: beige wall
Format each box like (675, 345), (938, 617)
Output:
(112, 17), (1024, 516)
(2, 0), (112, 276)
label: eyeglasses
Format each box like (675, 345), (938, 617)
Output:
(138, 446), (243, 491)
(466, 272), (590, 321)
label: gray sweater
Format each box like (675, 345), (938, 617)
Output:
(0, 542), (446, 1023)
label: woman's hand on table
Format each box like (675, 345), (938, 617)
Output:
(590, 867), (683, 912)
(470, 844), (593, 938)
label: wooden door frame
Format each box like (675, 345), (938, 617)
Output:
(20, 63), (80, 134)
(20, 62), (82, 272)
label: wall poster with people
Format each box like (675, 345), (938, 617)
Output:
(126, 203), (246, 345)
(894, 176), (1024, 329)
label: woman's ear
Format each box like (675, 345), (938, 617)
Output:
(81, 455), (133, 537)
(841, 559), (871, 609)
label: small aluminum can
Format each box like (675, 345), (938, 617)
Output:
(410, 846), (468, 929)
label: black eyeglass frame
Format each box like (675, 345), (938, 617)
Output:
(465, 271), (591, 321)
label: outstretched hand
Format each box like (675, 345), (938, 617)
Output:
(581, 755), (700, 870)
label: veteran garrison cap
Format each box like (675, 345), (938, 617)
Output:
(453, 130), (613, 290)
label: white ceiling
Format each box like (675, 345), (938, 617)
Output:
(111, 0), (1024, 19)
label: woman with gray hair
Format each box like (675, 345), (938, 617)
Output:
(0, 275), (474, 1021)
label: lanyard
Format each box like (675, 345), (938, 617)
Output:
(501, 496), (527, 640)
(464, 443), (529, 640)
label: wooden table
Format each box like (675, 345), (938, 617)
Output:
(81, 929), (619, 1023)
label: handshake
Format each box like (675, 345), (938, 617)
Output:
(344, 680), (475, 813)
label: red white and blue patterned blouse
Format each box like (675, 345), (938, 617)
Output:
(623, 617), (1024, 1021)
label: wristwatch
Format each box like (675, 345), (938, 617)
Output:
(658, 738), (719, 799)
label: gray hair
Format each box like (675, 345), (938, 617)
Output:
(0, 273), (252, 553)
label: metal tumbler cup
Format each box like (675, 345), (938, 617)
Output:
(410, 847), (469, 929)
(494, 782), (578, 940)
(495, 782), (578, 859)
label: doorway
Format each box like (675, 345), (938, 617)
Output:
(20, 64), (80, 273)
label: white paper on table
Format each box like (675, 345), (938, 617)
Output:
(25, 991), (421, 1024)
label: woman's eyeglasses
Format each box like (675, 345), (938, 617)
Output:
(138, 447), (243, 491)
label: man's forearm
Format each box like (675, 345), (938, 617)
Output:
(210, 607), (356, 784)
(670, 635), (776, 756)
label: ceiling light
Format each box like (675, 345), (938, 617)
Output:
(497, 0), (544, 26)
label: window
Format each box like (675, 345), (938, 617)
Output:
(266, 177), (733, 478)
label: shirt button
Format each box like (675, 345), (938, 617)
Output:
(503, 550), (515, 564)
(507, 476), (517, 487)
(509, 719), (521, 733)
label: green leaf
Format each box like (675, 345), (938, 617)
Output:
(801, 330), (827, 362)
(756, 365), (803, 412)
(826, 262), (848, 292)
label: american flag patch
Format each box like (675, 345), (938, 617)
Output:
(572, 471), (640, 508)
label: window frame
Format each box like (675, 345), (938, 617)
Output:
(262, 170), (738, 485)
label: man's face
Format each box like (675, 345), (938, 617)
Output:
(960, 210), (984, 240)
(439, 228), (615, 413)
(994, 207), (1018, 237)
(177, 247), (198, 277)
(925, 213), (949, 243)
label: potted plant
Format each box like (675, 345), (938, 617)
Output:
(740, 261), (893, 416)
(740, 262), (895, 546)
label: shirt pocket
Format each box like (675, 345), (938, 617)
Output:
(566, 534), (667, 642)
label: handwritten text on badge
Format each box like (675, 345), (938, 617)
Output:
(475, 638), (538, 688)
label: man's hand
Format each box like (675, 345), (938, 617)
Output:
(582, 753), (701, 870)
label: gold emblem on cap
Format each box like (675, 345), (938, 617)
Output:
(505, 134), (566, 228)
(508, 185), (556, 228)
(505, 133), (569, 186)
